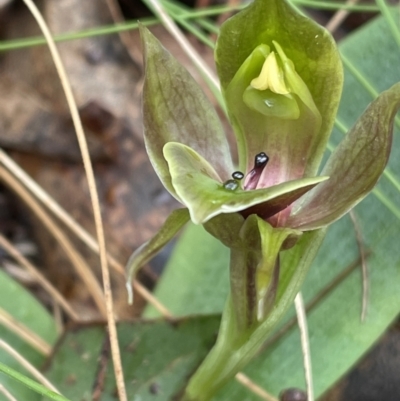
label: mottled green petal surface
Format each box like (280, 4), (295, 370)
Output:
(164, 142), (329, 224)
(288, 82), (400, 230)
(215, 0), (343, 177)
(141, 26), (233, 198)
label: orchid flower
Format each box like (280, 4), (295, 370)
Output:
(126, 0), (400, 399)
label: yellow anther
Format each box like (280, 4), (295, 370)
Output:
(250, 51), (289, 95)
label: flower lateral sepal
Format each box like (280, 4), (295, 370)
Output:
(125, 208), (190, 304)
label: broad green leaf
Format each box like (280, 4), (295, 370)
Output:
(125, 208), (190, 303)
(164, 142), (328, 224)
(288, 82), (400, 230)
(41, 317), (220, 401)
(215, 0), (343, 178)
(0, 270), (57, 400)
(141, 26), (233, 199)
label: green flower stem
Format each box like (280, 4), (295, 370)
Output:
(181, 298), (255, 401)
(180, 229), (327, 401)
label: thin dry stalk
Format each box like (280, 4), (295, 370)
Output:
(0, 233), (79, 321)
(216, 0), (240, 27)
(294, 292), (314, 401)
(0, 384), (18, 401)
(326, 0), (360, 33)
(0, 306), (51, 356)
(0, 339), (60, 393)
(195, 0), (211, 7)
(104, 0), (143, 65)
(21, 1), (127, 399)
(235, 373), (278, 401)
(51, 300), (64, 334)
(0, 166), (106, 318)
(0, 149), (172, 318)
(145, 0), (220, 90)
(349, 210), (369, 321)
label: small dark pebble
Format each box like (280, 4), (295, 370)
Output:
(149, 382), (160, 395)
(279, 388), (307, 401)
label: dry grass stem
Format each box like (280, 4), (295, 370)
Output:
(0, 166), (107, 318)
(235, 372), (278, 401)
(145, 0), (220, 91)
(326, 0), (360, 33)
(104, 0), (143, 65)
(21, 0), (127, 399)
(0, 384), (18, 401)
(0, 149), (172, 318)
(0, 233), (79, 321)
(216, 0), (240, 26)
(349, 210), (369, 321)
(0, 306), (51, 356)
(294, 292), (314, 401)
(0, 339), (60, 393)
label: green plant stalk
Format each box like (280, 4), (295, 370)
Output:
(180, 298), (251, 401)
(180, 229), (327, 401)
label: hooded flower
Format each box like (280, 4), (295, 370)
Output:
(127, 0), (400, 293)
(127, 1), (400, 399)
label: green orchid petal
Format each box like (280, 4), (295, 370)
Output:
(141, 26), (233, 199)
(288, 82), (400, 230)
(125, 208), (190, 303)
(215, 0), (343, 180)
(164, 142), (329, 224)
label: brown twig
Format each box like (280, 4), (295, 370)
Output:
(0, 148), (172, 318)
(0, 166), (107, 318)
(0, 306), (51, 356)
(294, 293), (313, 401)
(235, 373), (278, 401)
(0, 339), (60, 394)
(326, 0), (360, 33)
(0, 233), (79, 321)
(104, 0), (143, 66)
(21, 0), (127, 398)
(0, 384), (18, 401)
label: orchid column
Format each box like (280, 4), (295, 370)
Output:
(126, 0), (400, 399)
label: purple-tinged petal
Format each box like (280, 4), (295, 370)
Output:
(287, 82), (400, 230)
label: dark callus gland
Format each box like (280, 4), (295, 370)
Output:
(255, 152), (269, 168)
(279, 388), (307, 401)
(232, 171), (244, 180)
(223, 179), (239, 191)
